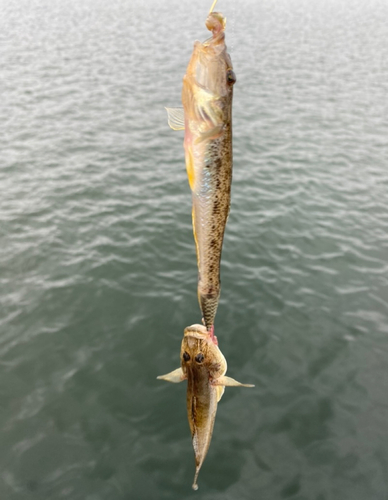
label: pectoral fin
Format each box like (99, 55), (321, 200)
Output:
(216, 385), (225, 402)
(165, 107), (185, 130)
(213, 376), (255, 388)
(194, 124), (224, 144)
(157, 367), (186, 383)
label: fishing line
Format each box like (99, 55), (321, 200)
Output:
(209, 0), (218, 14)
(231, 0), (235, 54)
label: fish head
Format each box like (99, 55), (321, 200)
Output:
(182, 12), (236, 127)
(180, 324), (227, 380)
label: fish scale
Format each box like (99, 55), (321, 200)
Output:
(194, 128), (232, 330)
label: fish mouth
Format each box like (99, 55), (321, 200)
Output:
(202, 12), (226, 49)
(184, 11), (231, 99)
(205, 11), (226, 41)
(184, 324), (209, 340)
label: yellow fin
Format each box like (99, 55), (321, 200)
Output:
(215, 376), (255, 388)
(216, 385), (225, 402)
(194, 124), (224, 144)
(165, 107), (185, 131)
(157, 367), (186, 383)
(186, 148), (195, 191)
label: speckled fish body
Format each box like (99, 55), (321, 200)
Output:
(180, 325), (227, 489)
(167, 12), (236, 331)
(157, 324), (254, 490)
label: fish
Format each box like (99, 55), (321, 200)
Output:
(157, 324), (254, 490)
(166, 6), (236, 336)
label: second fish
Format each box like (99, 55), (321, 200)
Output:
(166, 9), (236, 339)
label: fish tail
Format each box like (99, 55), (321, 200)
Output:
(199, 290), (220, 330)
(192, 465), (201, 491)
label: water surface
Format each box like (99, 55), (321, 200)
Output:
(1, 0), (388, 498)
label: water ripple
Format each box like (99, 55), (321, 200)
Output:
(1, 0), (388, 498)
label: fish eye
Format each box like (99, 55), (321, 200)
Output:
(226, 69), (236, 85)
(183, 352), (190, 362)
(195, 353), (205, 363)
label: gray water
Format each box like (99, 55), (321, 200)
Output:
(1, 0), (388, 498)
